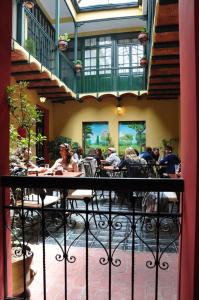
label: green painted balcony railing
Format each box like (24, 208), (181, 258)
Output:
(22, 7), (75, 91)
(77, 66), (146, 94)
(18, 8), (147, 95)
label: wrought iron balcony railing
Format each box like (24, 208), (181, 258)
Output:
(2, 176), (183, 299)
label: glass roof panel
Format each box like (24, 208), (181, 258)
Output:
(77, 0), (139, 9)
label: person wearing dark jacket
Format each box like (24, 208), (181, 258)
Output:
(159, 145), (180, 174)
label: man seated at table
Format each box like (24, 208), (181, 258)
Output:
(10, 146), (46, 175)
(103, 147), (121, 167)
(158, 145), (180, 176)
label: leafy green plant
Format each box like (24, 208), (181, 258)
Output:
(7, 81), (46, 167)
(24, 38), (36, 56)
(58, 33), (70, 42)
(73, 59), (82, 66)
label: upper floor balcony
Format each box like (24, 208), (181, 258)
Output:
(12, 0), (149, 102)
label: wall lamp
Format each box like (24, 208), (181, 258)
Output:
(40, 97), (46, 103)
(116, 98), (122, 113)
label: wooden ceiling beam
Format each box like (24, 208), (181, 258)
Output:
(150, 68), (180, 76)
(149, 88), (180, 92)
(159, 0), (178, 5)
(152, 47), (179, 56)
(152, 54), (179, 60)
(42, 93), (69, 98)
(154, 41), (179, 48)
(151, 63), (179, 68)
(11, 62), (41, 74)
(155, 24), (179, 33)
(14, 71), (51, 82)
(155, 31), (179, 43)
(37, 87), (67, 94)
(28, 80), (59, 89)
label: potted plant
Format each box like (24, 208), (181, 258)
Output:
(7, 81), (46, 170)
(73, 59), (83, 73)
(140, 56), (148, 67)
(58, 33), (70, 51)
(138, 28), (148, 45)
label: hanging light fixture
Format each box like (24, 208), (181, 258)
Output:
(23, 0), (36, 9)
(40, 97), (46, 103)
(116, 98), (122, 113)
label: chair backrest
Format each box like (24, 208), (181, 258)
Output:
(127, 162), (147, 178)
(82, 161), (94, 177)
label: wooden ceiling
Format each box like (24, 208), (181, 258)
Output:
(11, 48), (75, 104)
(148, 0), (180, 99)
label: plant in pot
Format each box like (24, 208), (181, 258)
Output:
(7, 81), (46, 297)
(73, 59), (83, 73)
(138, 28), (148, 45)
(7, 81), (46, 171)
(58, 33), (70, 51)
(140, 56), (148, 67)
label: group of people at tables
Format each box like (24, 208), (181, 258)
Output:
(10, 143), (181, 179)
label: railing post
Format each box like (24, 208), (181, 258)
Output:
(73, 23), (79, 93)
(55, 0), (60, 77)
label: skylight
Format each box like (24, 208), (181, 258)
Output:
(77, 0), (139, 9)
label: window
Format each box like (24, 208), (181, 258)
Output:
(118, 45), (130, 73)
(84, 35), (143, 76)
(77, 0), (138, 9)
(84, 49), (97, 75)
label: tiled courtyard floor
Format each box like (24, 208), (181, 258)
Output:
(30, 245), (178, 300)
(25, 196), (179, 300)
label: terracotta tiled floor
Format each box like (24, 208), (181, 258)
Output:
(29, 244), (178, 300)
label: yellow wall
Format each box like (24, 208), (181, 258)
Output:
(52, 95), (180, 154)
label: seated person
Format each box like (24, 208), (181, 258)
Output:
(49, 143), (79, 174)
(94, 148), (104, 166)
(151, 147), (160, 162)
(118, 147), (146, 172)
(11, 147), (46, 174)
(104, 147), (121, 167)
(48, 143), (79, 208)
(72, 145), (83, 163)
(139, 146), (155, 163)
(159, 145), (180, 175)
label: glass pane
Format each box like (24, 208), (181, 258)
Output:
(91, 38), (97, 46)
(91, 49), (96, 57)
(99, 48), (105, 56)
(99, 36), (111, 45)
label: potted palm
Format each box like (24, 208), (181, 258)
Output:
(58, 33), (70, 51)
(73, 59), (83, 73)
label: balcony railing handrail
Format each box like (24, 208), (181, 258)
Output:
(24, 7), (55, 44)
(0, 176), (184, 192)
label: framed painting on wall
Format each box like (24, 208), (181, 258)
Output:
(118, 121), (146, 156)
(83, 122), (111, 156)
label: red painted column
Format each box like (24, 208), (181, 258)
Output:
(179, 0), (199, 299)
(0, 1), (12, 298)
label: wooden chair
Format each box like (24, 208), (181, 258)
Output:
(66, 160), (99, 226)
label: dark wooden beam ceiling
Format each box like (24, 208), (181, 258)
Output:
(148, 0), (180, 99)
(11, 48), (74, 102)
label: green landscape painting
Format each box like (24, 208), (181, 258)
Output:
(118, 121), (146, 155)
(83, 122), (111, 155)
